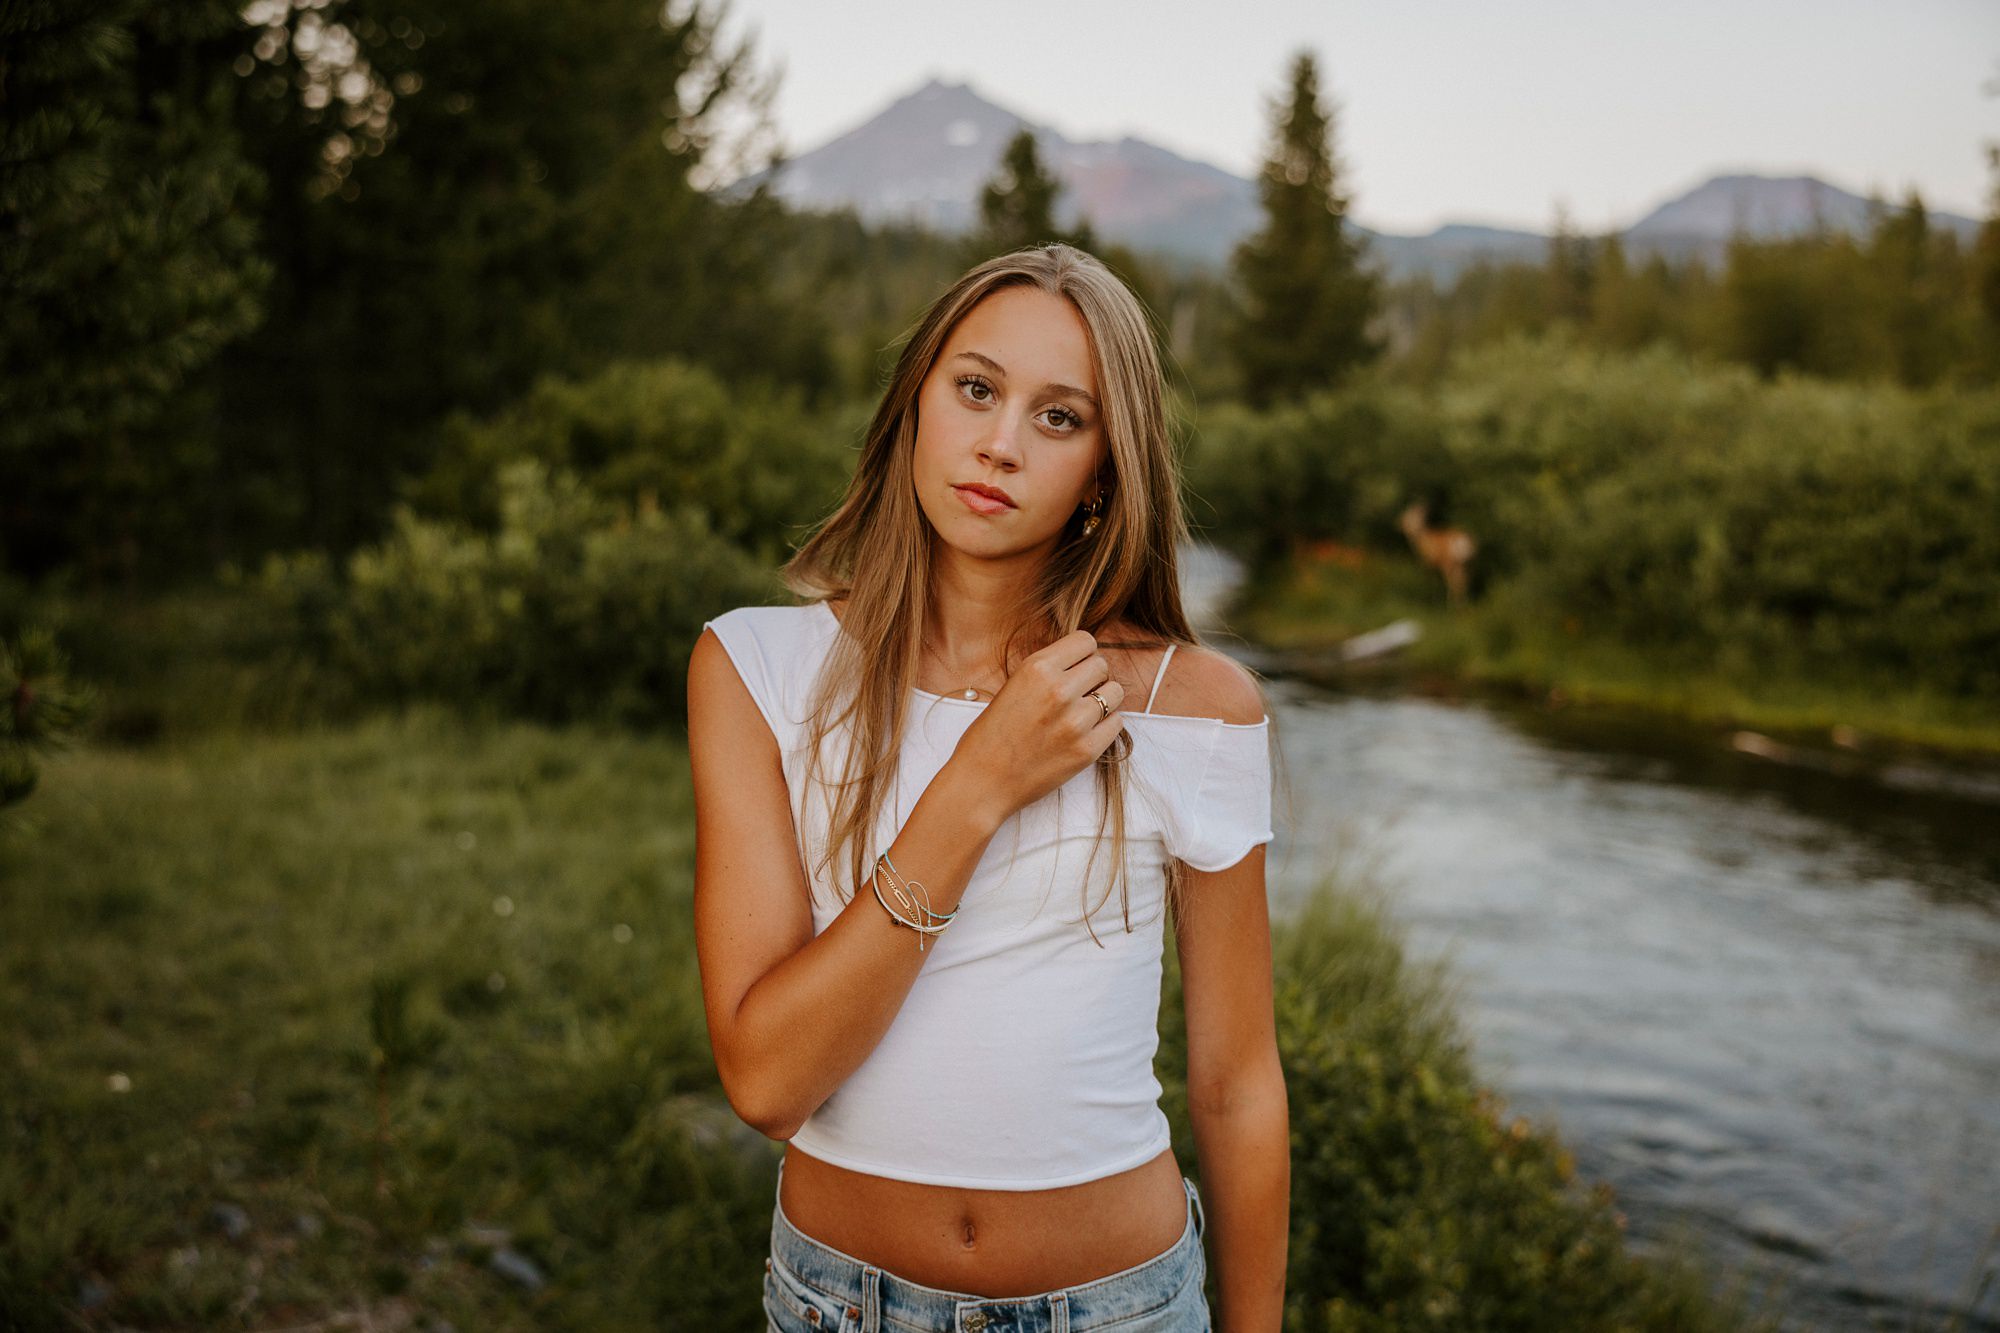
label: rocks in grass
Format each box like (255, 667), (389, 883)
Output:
(486, 1246), (546, 1291)
(457, 1221), (546, 1292)
(205, 1201), (252, 1243)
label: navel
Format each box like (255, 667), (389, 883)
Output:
(959, 1215), (978, 1249)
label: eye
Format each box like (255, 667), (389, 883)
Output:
(954, 375), (1087, 433)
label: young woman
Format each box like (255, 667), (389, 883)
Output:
(689, 244), (1290, 1333)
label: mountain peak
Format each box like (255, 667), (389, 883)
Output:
(726, 80), (1985, 272)
(893, 75), (990, 112)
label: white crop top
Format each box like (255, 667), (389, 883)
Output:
(700, 601), (1275, 1189)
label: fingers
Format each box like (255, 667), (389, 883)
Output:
(1085, 678), (1128, 751)
(1033, 628), (1125, 709)
(1078, 653), (1113, 698)
(1080, 676), (1125, 727)
(1034, 628), (1102, 673)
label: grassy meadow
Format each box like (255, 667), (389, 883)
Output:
(1, 621), (1789, 1331)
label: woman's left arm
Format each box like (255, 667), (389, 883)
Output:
(1178, 841), (1290, 1333)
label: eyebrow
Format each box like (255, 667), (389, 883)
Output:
(950, 351), (1100, 412)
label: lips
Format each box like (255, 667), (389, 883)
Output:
(953, 484), (1015, 514)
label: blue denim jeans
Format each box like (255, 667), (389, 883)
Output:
(763, 1156), (1212, 1332)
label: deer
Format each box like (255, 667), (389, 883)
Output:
(1398, 500), (1477, 607)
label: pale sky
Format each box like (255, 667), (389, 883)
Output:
(708, 0), (1997, 234)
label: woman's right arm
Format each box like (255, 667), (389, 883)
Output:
(689, 626), (1010, 1140)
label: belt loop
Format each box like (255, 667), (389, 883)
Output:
(1051, 1289), (1070, 1333)
(1185, 1176), (1206, 1240)
(861, 1264), (881, 1333)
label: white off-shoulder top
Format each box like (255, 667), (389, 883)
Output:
(700, 600), (1275, 1189)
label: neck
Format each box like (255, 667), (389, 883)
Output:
(924, 536), (1055, 681)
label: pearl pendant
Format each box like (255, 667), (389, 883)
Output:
(962, 688), (978, 700)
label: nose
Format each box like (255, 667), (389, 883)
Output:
(977, 414), (1024, 470)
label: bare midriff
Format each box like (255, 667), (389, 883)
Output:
(778, 1141), (1191, 1297)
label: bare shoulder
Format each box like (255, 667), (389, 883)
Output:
(1145, 643), (1266, 726)
(685, 621), (739, 707)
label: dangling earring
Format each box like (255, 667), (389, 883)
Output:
(1081, 493), (1103, 537)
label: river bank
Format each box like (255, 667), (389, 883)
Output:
(1221, 552), (2000, 770)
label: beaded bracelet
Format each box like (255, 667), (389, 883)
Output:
(870, 851), (959, 951)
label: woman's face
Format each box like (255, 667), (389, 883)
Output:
(911, 285), (1106, 562)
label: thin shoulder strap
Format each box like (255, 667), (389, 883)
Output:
(1143, 643), (1177, 715)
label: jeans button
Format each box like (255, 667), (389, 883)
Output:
(963, 1311), (989, 1332)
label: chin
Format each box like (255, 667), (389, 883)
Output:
(932, 518), (1047, 559)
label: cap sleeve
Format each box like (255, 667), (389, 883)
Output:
(700, 607), (790, 749)
(1165, 721), (1274, 872)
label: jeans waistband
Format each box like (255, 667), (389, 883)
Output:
(766, 1155), (1208, 1333)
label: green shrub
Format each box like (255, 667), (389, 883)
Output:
(246, 458), (777, 729)
(1184, 385), (1447, 576)
(1189, 330), (2000, 699)
(401, 358), (867, 569)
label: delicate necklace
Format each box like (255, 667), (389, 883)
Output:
(923, 641), (1001, 701)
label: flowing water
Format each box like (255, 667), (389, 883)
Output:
(1180, 541), (2000, 1331)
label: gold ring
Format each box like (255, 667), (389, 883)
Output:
(1087, 688), (1110, 720)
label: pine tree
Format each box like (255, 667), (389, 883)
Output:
(1226, 50), (1383, 408)
(0, 0), (271, 585)
(966, 127), (1096, 262)
(209, 0), (807, 564)
(1545, 201), (1597, 326)
(1869, 188), (1952, 387)
(0, 626), (98, 827)
(1971, 143), (2000, 372)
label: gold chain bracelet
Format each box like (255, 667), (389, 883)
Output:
(870, 851), (959, 951)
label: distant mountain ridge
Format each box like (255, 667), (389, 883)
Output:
(730, 78), (1264, 266)
(725, 76), (1983, 281)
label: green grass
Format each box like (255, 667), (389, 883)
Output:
(1231, 554), (2000, 761)
(0, 694), (1903, 1331)
(1, 706), (772, 1330)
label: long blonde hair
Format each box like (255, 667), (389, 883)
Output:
(782, 243), (1240, 939)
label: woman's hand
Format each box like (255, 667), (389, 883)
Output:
(946, 629), (1126, 825)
